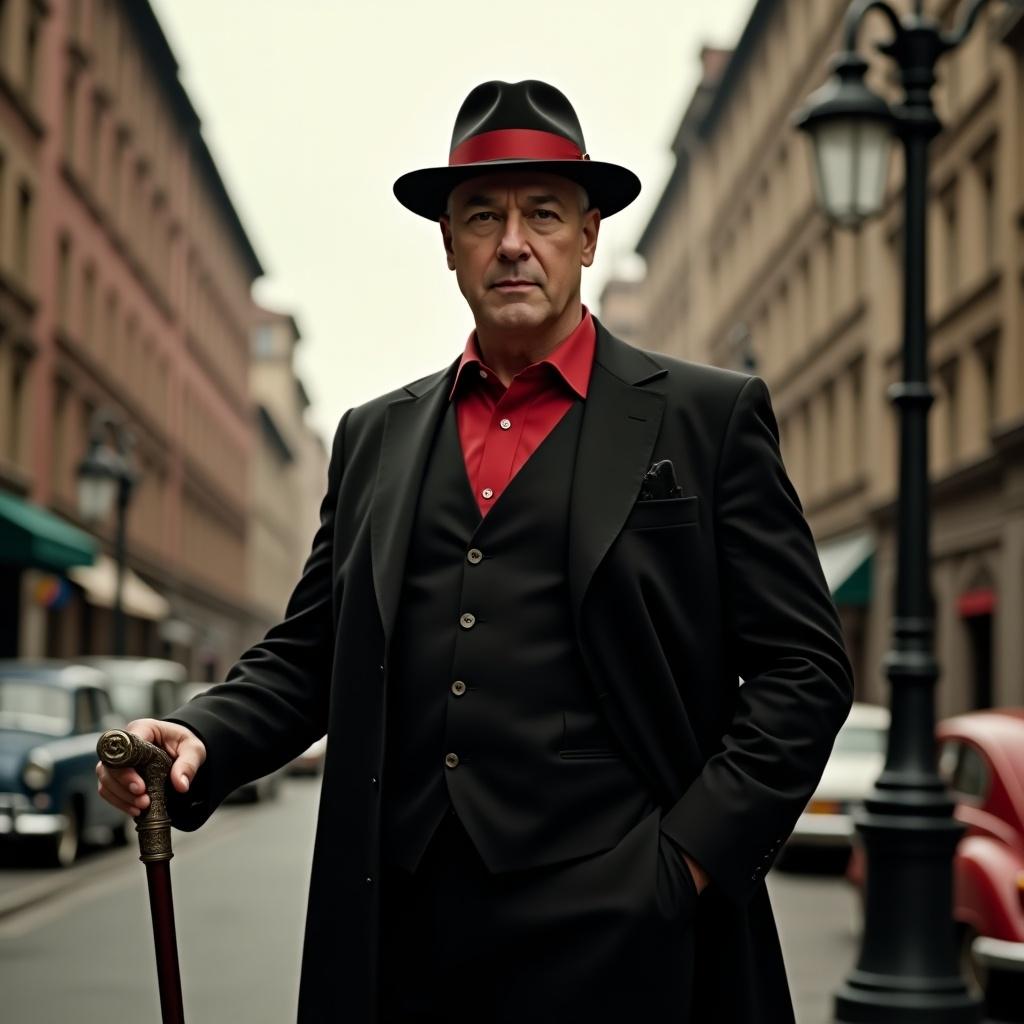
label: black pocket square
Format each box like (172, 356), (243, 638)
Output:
(639, 459), (683, 501)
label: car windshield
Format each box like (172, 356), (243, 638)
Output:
(0, 680), (74, 736)
(834, 725), (886, 755)
(106, 681), (154, 721)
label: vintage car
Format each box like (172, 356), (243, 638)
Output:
(75, 656), (188, 722)
(937, 709), (1024, 1005)
(0, 660), (127, 867)
(787, 701), (889, 852)
(846, 708), (1024, 1012)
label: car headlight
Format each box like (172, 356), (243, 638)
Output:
(22, 749), (54, 791)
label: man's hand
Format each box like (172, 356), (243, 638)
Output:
(96, 719), (206, 817)
(683, 852), (709, 895)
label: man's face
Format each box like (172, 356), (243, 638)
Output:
(440, 172), (600, 337)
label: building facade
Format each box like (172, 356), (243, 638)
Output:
(614, 0), (1024, 715)
(248, 306), (327, 628)
(0, 0), (290, 678)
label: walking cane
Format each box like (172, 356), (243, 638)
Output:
(97, 729), (186, 1024)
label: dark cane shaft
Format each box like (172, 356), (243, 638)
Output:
(97, 729), (186, 1024)
(147, 861), (185, 1024)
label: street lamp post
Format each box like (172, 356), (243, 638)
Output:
(795, 1), (1021, 1020)
(76, 411), (136, 656)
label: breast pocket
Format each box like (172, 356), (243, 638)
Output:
(624, 495), (699, 531)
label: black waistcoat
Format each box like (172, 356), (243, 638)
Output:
(381, 398), (656, 874)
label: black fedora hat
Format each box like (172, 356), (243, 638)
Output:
(393, 80), (641, 221)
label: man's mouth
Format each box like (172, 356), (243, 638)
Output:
(492, 280), (537, 289)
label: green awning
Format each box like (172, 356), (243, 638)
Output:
(0, 490), (97, 572)
(817, 531), (873, 607)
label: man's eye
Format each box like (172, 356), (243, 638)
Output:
(533, 209), (558, 220)
(469, 212), (497, 222)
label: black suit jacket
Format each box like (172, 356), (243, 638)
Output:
(168, 321), (853, 1022)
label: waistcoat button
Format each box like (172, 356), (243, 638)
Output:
(467, 548), (483, 564)
(459, 613), (476, 629)
(481, 487), (494, 500)
(499, 418), (511, 430)
(444, 752), (460, 769)
(451, 680), (466, 696)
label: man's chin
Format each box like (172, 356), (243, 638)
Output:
(483, 304), (549, 332)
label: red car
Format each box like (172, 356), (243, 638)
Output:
(938, 709), (1024, 999)
(847, 708), (1024, 1007)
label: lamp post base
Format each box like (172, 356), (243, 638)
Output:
(835, 974), (982, 1023)
(834, 807), (984, 1023)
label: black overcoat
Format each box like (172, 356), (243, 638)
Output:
(168, 322), (853, 1023)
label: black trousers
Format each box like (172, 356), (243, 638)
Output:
(378, 808), (697, 1023)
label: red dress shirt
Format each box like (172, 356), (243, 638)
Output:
(449, 308), (596, 516)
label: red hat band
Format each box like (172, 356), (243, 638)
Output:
(449, 129), (584, 167)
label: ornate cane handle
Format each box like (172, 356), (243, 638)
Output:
(97, 729), (174, 864)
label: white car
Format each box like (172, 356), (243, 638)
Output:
(788, 702), (890, 849)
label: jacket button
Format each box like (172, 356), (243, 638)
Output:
(444, 752), (460, 769)
(459, 613), (476, 629)
(370, 776), (378, 786)
(466, 548), (483, 565)
(366, 876), (374, 885)
(451, 680), (466, 696)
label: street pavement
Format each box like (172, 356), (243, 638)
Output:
(0, 780), (861, 1023)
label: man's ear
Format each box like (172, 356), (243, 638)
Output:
(440, 215), (456, 271)
(581, 208), (600, 269)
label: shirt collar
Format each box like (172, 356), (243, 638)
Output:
(448, 307), (596, 402)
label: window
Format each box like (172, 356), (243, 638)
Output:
(15, 183), (31, 280)
(851, 358), (865, 476)
(51, 377), (69, 493)
(24, 6), (41, 104)
(63, 73), (78, 164)
(57, 234), (72, 329)
(82, 263), (96, 347)
(941, 358), (959, 462)
(977, 333), (998, 435)
(941, 183), (958, 298)
(938, 741), (990, 803)
(7, 349), (28, 463)
(89, 93), (103, 186)
(973, 142), (998, 272)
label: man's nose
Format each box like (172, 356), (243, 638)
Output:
(496, 213), (529, 261)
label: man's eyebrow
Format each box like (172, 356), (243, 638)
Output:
(462, 194), (496, 208)
(526, 194), (565, 206)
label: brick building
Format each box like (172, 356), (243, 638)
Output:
(0, 0), (318, 677)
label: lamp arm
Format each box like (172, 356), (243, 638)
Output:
(842, 0), (904, 53)
(941, 0), (997, 48)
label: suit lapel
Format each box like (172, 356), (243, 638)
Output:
(569, 325), (667, 629)
(371, 362), (455, 653)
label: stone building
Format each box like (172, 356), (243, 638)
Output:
(614, 1), (1024, 714)
(0, 0), (309, 678)
(248, 305), (328, 627)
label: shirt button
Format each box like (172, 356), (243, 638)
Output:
(445, 752), (460, 769)
(460, 613), (476, 629)
(467, 548), (483, 564)
(479, 370), (488, 379)
(481, 487), (494, 499)
(499, 418), (511, 430)
(451, 680), (466, 696)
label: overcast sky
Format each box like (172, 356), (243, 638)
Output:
(150, 0), (757, 445)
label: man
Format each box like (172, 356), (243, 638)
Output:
(98, 80), (852, 1023)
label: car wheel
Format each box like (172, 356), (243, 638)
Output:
(48, 802), (81, 869)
